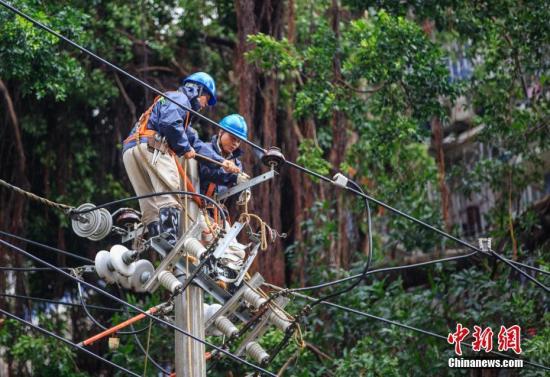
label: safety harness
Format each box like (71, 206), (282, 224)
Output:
(123, 94), (202, 207)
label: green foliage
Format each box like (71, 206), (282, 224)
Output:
(0, 317), (89, 377)
(296, 139), (332, 178)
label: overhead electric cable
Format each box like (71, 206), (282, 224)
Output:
(77, 282), (148, 335)
(0, 292), (129, 312)
(70, 191), (227, 225)
(0, 308), (142, 376)
(0, 0), (264, 153)
(270, 286), (550, 372)
(0, 230), (93, 263)
(0, 266), (73, 272)
(119, 285), (172, 377)
(506, 259), (550, 276)
(0, 237), (276, 377)
(292, 251), (479, 292)
(308, 179), (373, 307)
(0, 0), (545, 293)
(489, 249), (549, 292)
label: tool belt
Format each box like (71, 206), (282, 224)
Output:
(146, 134), (170, 155)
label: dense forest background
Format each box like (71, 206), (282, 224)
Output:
(0, 0), (548, 376)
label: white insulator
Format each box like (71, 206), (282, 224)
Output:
(94, 250), (116, 284)
(243, 287), (267, 309)
(158, 271), (182, 294)
(184, 237), (206, 259)
(245, 341), (269, 364)
(214, 316), (239, 338)
(88, 208), (112, 241)
(72, 203), (102, 238)
(129, 259), (154, 292)
(110, 245), (136, 276)
(115, 271), (132, 289)
(269, 311), (292, 332)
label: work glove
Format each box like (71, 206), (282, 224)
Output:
(183, 148), (196, 160)
(222, 160), (241, 174)
(237, 172), (250, 185)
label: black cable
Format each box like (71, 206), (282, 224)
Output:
(508, 259), (550, 276)
(290, 291), (550, 371)
(0, 0), (265, 154)
(77, 282), (148, 335)
(292, 251), (479, 292)
(0, 237), (276, 377)
(71, 190), (228, 299)
(0, 292), (130, 312)
(3, 0), (544, 295)
(0, 230), (93, 263)
(70, 190), (228, 225)
(119, 287), (172, 377)
(308, 179), (374, 307)
(0, 308), (141, 377)
(0, 266), (73, 271)
(129, 321), (171, 376)
(490, 250), (549, 292)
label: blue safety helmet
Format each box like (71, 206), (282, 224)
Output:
(220, 114), (248, 140)
(182, 72), (217, 106)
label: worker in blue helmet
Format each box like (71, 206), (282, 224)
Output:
(199, 114), (250, 198)
(122, 72), (217, 245)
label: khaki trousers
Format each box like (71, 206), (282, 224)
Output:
(123, 143), (182, 226)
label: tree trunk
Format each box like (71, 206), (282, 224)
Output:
(431, 117), (453, 232)
(235, 0), (286, 286)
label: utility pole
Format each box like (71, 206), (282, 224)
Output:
(175, 158), (206, 377)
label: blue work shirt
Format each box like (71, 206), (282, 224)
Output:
(123, 87), (203, 156)
(199, 135), (244, 196)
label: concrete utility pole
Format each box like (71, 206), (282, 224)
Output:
(175, 159), (206, 377)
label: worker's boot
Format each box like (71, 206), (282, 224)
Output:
(159, 207), (180, 247)
(146, 221), (160, 239)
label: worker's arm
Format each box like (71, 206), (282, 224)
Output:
(154, 94), (193, 157)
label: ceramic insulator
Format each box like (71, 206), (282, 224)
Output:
(243, 288), (267, 308)
(158, 271), (182, 294)
(245, 341), (269, 364)
(184, 238), (206, 259)
(269, 311), (292, 332)
(214, 316), (239, 338)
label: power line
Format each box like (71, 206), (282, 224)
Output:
(308, 179), (373, 307)
(0, 292), (130, 312)
(281, 287), (550, 372)
(0, 230), (93, 263)
(0, 266), (73, 272)
(1, 0), (545, 295)
(0, 237), (277, 377)
(0, 1), (546, 371)
(70, 190), (228, 225)
(0, 307), (141, 377)
(0, 292), (170, 374)
(0, 0), (265, 154)
(77, 282), (148, 335)
(292, 251), (479, 292)
(490, 249), (549, 292)
(507, 259), (550, 276)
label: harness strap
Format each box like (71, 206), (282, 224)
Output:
(125, 92), (203, 207)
